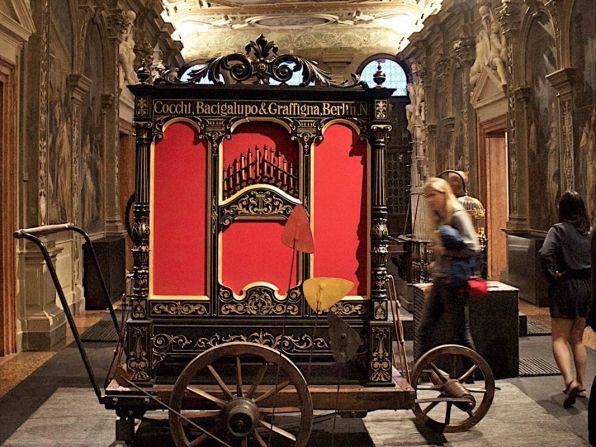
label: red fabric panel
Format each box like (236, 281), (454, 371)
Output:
(223, 121), (298, 172)
(152, 122), (207, 296)
(313, 124), (367, 295)
(221, 221), (298, 295)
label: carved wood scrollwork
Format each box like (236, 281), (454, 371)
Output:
(152, 330), (330, 367)
(128, 325), (151, 381)
(135, 96), (149, 118)
(369, 326), (392, 383)
(218, 284), (302, 316)
(151, 301), (209, 317)
(322, 301), (368, 317)
(220, 188), (297, 228)
(149, 34), (366, 88)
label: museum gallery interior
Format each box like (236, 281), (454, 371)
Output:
(0, 0), (594, 446)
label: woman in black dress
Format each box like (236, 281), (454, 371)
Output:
(539, 191), (591, 408)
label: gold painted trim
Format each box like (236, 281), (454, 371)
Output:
(310, 118), (371, 300)
(149, 117), (211, 301)
(217, 117), (304, 296)
(149, 295), (210, 301)
(220, 183), (302, 206)
(231, 281), (288, 301)
(218, 116), (297, 204)
(228, 116), (294, 134)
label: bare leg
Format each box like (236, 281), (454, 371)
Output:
(570, 318), (587, 391)
(550, 318), (575, 388)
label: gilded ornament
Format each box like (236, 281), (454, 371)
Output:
(370, 327), (391, 382)
(151, 301), (208, 316)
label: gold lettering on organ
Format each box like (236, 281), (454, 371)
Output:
(152, 100), (369, 117)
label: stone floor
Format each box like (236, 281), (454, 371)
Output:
(0, 300), (593, 446)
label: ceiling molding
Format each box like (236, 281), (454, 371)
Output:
(160, 0), (443, 62)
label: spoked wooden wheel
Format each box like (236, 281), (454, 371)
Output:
(169, 342), (313, 447)
(411, 344), (495, 433)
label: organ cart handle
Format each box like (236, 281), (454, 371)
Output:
(14, 223), (120, 404)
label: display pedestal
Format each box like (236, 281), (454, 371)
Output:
(413, 281), (519, 379)
(504, 232), (549, 307)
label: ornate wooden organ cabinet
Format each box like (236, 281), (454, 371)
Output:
(127, 37), (395, 387)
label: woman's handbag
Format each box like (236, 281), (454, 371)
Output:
(467, 276), (488, 296)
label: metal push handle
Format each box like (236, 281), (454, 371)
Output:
(14, 223), (121, 404)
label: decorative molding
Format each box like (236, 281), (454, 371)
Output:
(220, 187), (297, 228)
(153, 330), (331, 366)
(453, 37), (475, 68)
(218, 284), (302, 316)
(128, 325), (151, 381)
(369, 326), (391, 383)
(135, 96), (150, 118)
(375, 99), (388, 120)
(546, 68), (575, 190)
(38, 0), (50, 225)
(151, 301), (209, 317)
(327, 301), (368, 317)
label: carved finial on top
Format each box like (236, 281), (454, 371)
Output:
(373, 63), (386, 87)
(136, 62), (151, 84)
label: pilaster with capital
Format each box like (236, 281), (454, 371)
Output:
(453, 36), (477, 180)
(496, 0), (526, 229)
(367, 95), (393, 386)
(513, 86), (531, 229)
(103, 6), (126, 235)
(101, 92), (124, 235)
(546, 68), (575, 192)
(443, 116), (456, 168)
(68, 74), (93, 304)
(38, 0), (50, 226)
(127, 117), (153, 383)
(426, 124), (438, 181)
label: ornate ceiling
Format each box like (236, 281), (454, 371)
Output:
(161, 0), (443, 62)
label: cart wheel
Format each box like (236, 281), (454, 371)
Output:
(169, 341), (313, 447)
(411, 344), (495, 433)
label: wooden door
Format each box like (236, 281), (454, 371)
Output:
(484, 131), (509, 280)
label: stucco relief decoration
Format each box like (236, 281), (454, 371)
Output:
(47, 0), (74, 224)
(405, 82), (425, 141)
(526, 13), (559, 229)
(570, 0), (596, 222)
(82, 22), (105, 231)
(470, 1), (508, 89)
(118, 10), (138, 90)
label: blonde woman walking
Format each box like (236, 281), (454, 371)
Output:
(416, 177), (481, 356)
